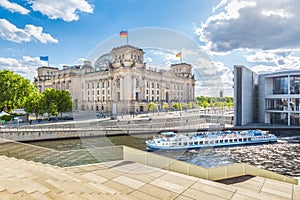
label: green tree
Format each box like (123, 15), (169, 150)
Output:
(40, 88), (73, 118)
(24, 91), (43, 120)
(203, 101), (209, 113)
(40, 88), (58, 118)
(0, 70), (36, 112)
(163, 102), (169, 110)
(148, 102), (158, 111)
(172, 102), (182, 111)
(56, 90), (73, 118)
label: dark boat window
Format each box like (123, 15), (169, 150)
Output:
(220, 140), (223, 143)
(205, 141), (208, 144)
(184, 142), (187, 145)
(178, 142), (182, 145)
(243, 138), (247, 142)
(229, 139), (233, 143)
(239, 139), (242, 142)
(199, 141), (203, 144)
(234, 139), (237, 142)
(195, 141), (199, 145)
(225, 139), (228, 143)
(189, 142), (193, 145)
(248, 138), (251, 141)
(216, 140), (219, 143)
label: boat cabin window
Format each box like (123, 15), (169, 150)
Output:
(184, 142), (187, 145)
(210, 141), (213, 144)
(225, 139), (228, 143)
(220, 140), (223, 143)
(248, 138), (251, 141)
(178, 142), (182, 145)
(229, 139), (233, 143)
(234, 139), (237, 142)
(194, 141), (199, 145)
(205, 141), (208, 144)
(243, 138), (247, 142)
(239, 138), (242, 142)
(215, 140), (219, 143)
(189, 142), (193, 145)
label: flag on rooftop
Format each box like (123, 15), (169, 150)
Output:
(120, 31), (128, 38)
(176, 52), (182, 58)
(40, 56), (48, 61)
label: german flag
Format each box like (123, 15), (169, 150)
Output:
(176, 52), (182, 58)
(120, 31), (128, 38)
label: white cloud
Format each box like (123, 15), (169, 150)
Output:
(75, 57), (87, 65)
(212, 0), (227, 13)
(245, 49), (300, 69)
(0, 56), (46, 81)
(0, 18), (58, 43)
(30, 0), (93, 22)
(0, 0), (30, 14)
(196, 0), (300, 52)
(145, 57), (152, 63)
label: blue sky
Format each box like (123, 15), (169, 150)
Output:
(1, 0), (300, 96)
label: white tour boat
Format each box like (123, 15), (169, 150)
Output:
(146, 130), (277, 150)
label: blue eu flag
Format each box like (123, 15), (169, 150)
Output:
(40, 56), (48, 61)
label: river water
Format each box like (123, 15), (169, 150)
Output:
(28, 134), (300, 179)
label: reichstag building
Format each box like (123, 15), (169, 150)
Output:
(34, 45), (196, 114)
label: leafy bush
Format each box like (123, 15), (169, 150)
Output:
(1, 115), (13, 121)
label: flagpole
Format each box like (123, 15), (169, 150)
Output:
(127, 30), (129, 45)
(181, 54), (182, 63)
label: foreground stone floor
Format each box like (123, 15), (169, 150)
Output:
(0, 155), (299, 200)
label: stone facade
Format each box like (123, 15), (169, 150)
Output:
(34, 45), (195, 114)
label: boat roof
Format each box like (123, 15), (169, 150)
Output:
(160, 131), (176, 135)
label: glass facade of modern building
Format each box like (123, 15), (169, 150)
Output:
(234, 66), (300, 126)
(264, 73), (300, 126)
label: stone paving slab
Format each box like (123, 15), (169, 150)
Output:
(0, 155), (299, 199)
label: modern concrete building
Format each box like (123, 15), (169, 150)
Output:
(234, 65), (300, 126)
(34, 45), (195, 115)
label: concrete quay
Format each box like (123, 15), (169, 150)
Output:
(0, 111), (229, 142)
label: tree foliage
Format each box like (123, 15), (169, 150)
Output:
(25, 88), (73, 119)
(40, 88), (72, 118)
(0, 70), (36, 112)
(148, 102), (158, 111)
(163, 102), (169, 110)
(196, 96), (233, 109)
(24, 91), (43, 119)
(172, 102), (182, 111)
(56, 90), (72, 118)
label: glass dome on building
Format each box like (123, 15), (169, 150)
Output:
(94, 53), (111, 71)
